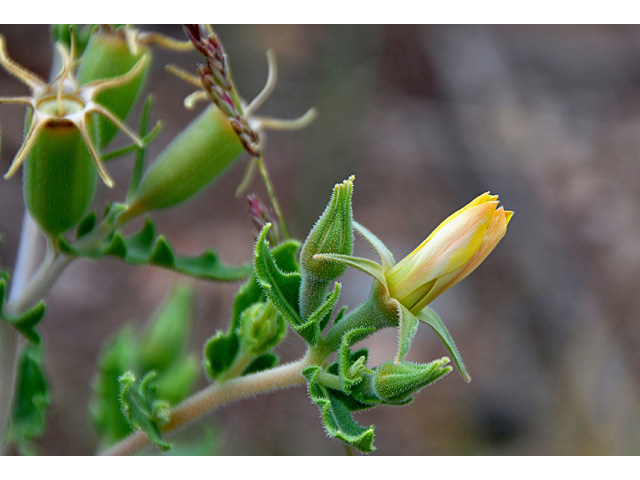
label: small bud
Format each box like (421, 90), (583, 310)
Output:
(238, 301), (286, 358)
(247, 193), (280, 244)
(373, 358), (452, 404)
(300, 176), (355, 281)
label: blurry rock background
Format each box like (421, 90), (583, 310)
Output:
(1, 24), (640, 455)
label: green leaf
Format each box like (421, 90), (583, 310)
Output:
(0, 273), (46, 344)
(139, 284), (194, 372)
(154, 354), (199, 405)
(254, 225), (323, 344)
(309, 282), (341, 332)
(395, 302), (419, 363)
(303, 366), (375, 453)
(119, 371), (171, 451)
(203, 331), (240, 381)
(61, 217), (251, 282)
(417, 307), (471, 383)
(242, 353), (279, 375)
(9, 344), (49, 454)
(90, 326), (139, 446)
(337, 327), (376, 393)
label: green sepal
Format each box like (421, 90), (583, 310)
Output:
(8, 344), (50, 455)
(203, 331), (240, 381)
(60, 217), (251, 282)
(303, 366), (375, 453)
(372, 358), (452, 405)
(416, 307), (471, 383)
(254, 225), (322, 345)
(0, 273), (46, 344)
(242, 353), (279, 375)
(314, 253), (387, 286)
(395, 302), (419, 363)
(353, 221), (395, 271)
(118, 371), (171, 451)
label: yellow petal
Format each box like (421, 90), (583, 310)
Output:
(410, 206), (511, 313)
(387, 201), (497, 301)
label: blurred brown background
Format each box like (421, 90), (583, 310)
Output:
(1, 25), (640, 455)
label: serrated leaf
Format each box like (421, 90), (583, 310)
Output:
(242, 352), (278, 375)
(230, 239), (300, 332)
(416, 307), (470, 383)
(119, 371), (171, 451)
(90, 326), (139, 446)
(62, 218), (251, 282)
(203, 331), (240, 380)
(0, 274), (46, 344)
(309, 282), (341, 332)
(254, 225), (322, 344)
(337, 327), (376, 393)
(9, 344), (49, 454)
(303, 366), (375, 453)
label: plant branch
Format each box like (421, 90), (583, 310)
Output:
(101, 348), (326, 456)
(0, 212), (42, 450)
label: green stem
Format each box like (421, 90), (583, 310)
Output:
(0, 213), (43, 450)
(299, 274), (329, 320)
(324, 283), (399, 351)
(100, 347), (328, 456)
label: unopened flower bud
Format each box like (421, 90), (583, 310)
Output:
(373, 358), (452, 404)
(386, 193), (513, 314)
(238, 301), (286, 358)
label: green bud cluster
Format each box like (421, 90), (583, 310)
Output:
(238, 301), (286, 358)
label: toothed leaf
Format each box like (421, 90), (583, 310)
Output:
(303, 366), (375, 453)
(119, 371), (171, 451)
(9, 344), (49, 455)
(203, 331), (240, 381)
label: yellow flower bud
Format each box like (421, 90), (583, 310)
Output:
(385, 193), (513, 314)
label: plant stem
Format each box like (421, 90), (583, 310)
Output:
(0, 212), (42, 450)
(101, 347), (327, 456)
(255, 155), (289, 239)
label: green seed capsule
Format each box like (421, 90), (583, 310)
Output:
(76, 28), (150, 149)
(123, 105), (244, 222)
(24, 120), (97, 236)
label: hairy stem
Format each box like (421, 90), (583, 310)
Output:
(101, 348), (327, 456)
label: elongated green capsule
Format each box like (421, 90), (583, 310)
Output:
(0, 35), (146, 237)
(122, 105), (244, 222)
(24, 121), (97, 235)
(76, 28), (150, 149)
